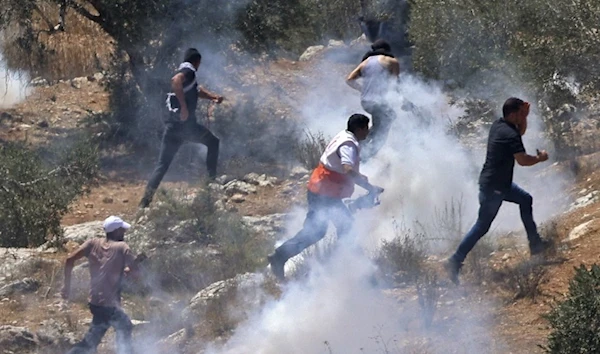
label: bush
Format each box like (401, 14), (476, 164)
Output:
(499, 258), (548, 301)
(416, 269), (439, 328)
(375, 221), (426, 284)
(294, 130), (329, 171)
(544, 264), (600, 353)
(0, 140), (98, 247)
(138, 187), (270, 292)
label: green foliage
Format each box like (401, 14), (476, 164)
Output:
(0, 140), (98, 247)
(409, 0), (600, 92)
(544, 264), (600, 353)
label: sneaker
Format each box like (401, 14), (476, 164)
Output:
(530, 239), (553, 256)
(444, 257), (462, 285)
(268, 253), (286, 281)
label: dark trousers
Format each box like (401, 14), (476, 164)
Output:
(67, 303), (133, 354)
(274, 191), (353, 262)
(452, 183), (543, 263)
(361, 100), (397, 161)
(142, 119), (219, 203)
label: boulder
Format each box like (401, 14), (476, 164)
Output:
(0, 278), (40, 297)
(241, 213), (287, 238)
(63, 221), (105, 244)
(182, 273), (268, 327)
(299, 45), (325, 62)
(565, 220), (596, 242)
(0, 325), (38, 351)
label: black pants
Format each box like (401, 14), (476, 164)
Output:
(274, 191), (353, 262)
(67, 304), (133, 354)
(142, 119), (219, 203)
(361, 100), (396, 161)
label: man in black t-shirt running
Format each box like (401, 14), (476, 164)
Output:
(446, 97), (552, 284)
(140, 48), (224, 208)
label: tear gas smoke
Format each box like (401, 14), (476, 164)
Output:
(0, 54), (30, 108)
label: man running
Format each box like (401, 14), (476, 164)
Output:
(62, 216), (139, 354)
(446, 98), (552, 284)
(346, 39), (400, 160)
(268, 114), (383, 280)
(140, 48), (224, 208)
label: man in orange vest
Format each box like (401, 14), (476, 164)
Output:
(268, 114), (383, 280)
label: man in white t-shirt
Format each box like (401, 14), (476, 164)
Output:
(268, 114), (383, 280)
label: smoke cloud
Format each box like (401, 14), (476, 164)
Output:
(0, 53), (30, 108)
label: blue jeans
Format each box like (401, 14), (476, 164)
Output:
(274, 191), (353, 262)
(452, 183), (542, 263)
(67, 304), (133, 354)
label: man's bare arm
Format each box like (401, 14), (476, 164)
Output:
(342, 164), (377, 192)
(171, 72), (188, 121)
(346, 62), (365, 91)
(514, 150), (548, 166)
(388, 57), (400, 76)
(61, 246), (88, 300)
(199, 87), (223, 103)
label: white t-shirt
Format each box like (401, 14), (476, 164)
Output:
(320, 130), (360, 174)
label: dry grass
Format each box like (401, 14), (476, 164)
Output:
(1, 1), (113, 80)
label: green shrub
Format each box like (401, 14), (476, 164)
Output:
(543, 264), (600, 353)
(375, 221), (426, 284)
(0, 140), (98, 247)
(294, 130), (329, 171)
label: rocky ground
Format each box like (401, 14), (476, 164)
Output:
(0, 40), (599, 354)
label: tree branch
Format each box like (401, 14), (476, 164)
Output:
(68, 1), (102, 25)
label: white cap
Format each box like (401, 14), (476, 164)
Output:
(103, 216), (131, 233)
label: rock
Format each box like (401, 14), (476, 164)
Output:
(328, 39), (345, 48)
(183, 273), (268, 327)
(30, 77), (48, 87)
(241, 213), (287, 237)
(216, 175), (235, 185)
(349, 34), (368, 47)
(208, 182), (224, 192)
(299, 45), (325, 62)
(102, 197), (114, 204)
(569, 191), (599, 211)
(0, 325), (38, 351)
(159, 328), (186, 347)
(71, 77), (87, 89)
(36, 319), (78, 348)
(502, 253), (510, 261)
(84, 202), (94, 209)
(565, 220), (595, 242)
(0, 278), (40, 297)
(243, 173), (279, 187)
(37, 120), (49, 128)
(224, 180), (257, 196)
(230, 194), (246, 203)
(63, 221), (104, 244)
(290, 166), (310, 179)
(0, 248), (59, 284)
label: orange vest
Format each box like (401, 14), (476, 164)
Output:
(307, 162), (354, 198)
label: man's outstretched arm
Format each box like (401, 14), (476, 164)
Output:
(61, 244), (88, 300)
(199, 87), (224, 103)
(346, 61), (365, 91)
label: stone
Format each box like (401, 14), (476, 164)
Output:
(290, 166), (310, 179)
(0, 325), (38, 351)
(71, 77), (87, 89)
(37, 120), (49, 128)
(216, 175), (235, 185)
(241, 213), (287, 237)
(102, 197), (114, 204)
(0, 278), (40, 297)
(243, 173), (279, 187)
(30, 77), (48, 87)
(230, 194), (246, 203)
(224, 180), (257, 196)
(63, 221), (104, 244)
(299, 45), (325, 62)
(183, 273), (268, 327)
(328, 39), (345, 48)
(569, 191), (599, 211)
(565, 220), (595, 242)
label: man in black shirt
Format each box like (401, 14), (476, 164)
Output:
(446, 97), (552, 284)
(140, 48), (224, 208)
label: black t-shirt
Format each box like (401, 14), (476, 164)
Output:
(167, 67), (198, 122)
(478, 118), (526, 191)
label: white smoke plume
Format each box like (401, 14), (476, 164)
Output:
(202, 46), (572, 353)
(0, 53), (30, 108)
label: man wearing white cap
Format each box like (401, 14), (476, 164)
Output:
(62, 216), (138, 354)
